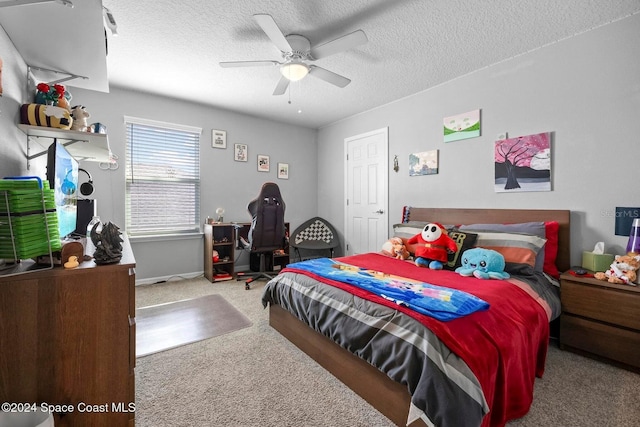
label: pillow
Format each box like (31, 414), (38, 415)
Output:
(393, 222), (429, 237)
(459, 222), (546, 272)
(468, 231), (547, 268)
(443, 230), (478, 271)
(543, 221), (560, 278)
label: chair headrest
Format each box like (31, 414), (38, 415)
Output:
(248, 182), (285, 215)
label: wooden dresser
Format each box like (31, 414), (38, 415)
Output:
(0, 238), (136, 426)
(559, 272), (640, 372)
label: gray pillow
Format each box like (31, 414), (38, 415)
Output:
(458, 221), (546, 272)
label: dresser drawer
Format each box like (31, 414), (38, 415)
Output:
(560, 314), (640, 369)
(561, 280), (640, 330)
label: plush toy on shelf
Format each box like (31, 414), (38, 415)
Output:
(20, 103), (73, 130)
(70, 105), (91, 131)
(57, 91), (72, 111)
(381, 237), (410, 260)
(594, 253), (640, 285)
(455, 247), (510, 280)
(407, 222), (458, 269)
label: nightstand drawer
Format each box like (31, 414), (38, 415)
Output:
(561, 280), (640, 330)
(560, 315), (640, 369)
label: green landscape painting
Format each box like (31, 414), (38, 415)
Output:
(444, 109), (481, 142)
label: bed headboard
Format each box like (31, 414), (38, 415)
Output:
(403, 207), (571, 273)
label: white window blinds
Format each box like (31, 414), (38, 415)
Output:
(125, 117), (201, 237)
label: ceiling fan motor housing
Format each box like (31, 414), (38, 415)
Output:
(283, 34), (311, 60)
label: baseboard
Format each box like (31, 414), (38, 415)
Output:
(135, 271), (204, 286)
(136, 264), (254, 286)
(235, 263), (250, 273)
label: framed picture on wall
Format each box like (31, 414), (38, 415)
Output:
(278, 163), (289, 179)
(494, 131), (551, 193)
(212, 129), (226, 149)
(234, 143), (247, 161)
(258, 155), (270, 172)
(409, 149), (439, 176)
(443, 109), (481, 142)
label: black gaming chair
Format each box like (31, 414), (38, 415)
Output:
(240, 182), (286, 289)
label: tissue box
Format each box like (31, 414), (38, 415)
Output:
(581, 251), (615, 272)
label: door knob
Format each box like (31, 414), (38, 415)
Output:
(374, 209), (384, 214)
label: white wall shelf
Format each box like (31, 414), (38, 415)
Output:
(19, 124), (112, 165)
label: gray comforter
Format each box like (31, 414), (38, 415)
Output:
(262, 272), (488, 427)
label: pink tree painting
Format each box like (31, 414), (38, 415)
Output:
(494, 132), (551, 192)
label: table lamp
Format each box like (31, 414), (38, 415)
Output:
(627, 218), (640, 254)
(216, 207), (225, 223)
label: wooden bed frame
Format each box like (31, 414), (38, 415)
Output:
(269, 208), (571, 426)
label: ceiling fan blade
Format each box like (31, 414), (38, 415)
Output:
(253, 14), (292, 53)
(310, 30), (368, 60)
(219, 60), (279, 68)
(308, 66), (351, 88)
(273, 76), (290, 96)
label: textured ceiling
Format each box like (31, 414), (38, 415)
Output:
(103, 0), (640, 129)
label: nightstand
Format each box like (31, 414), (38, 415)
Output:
(559, 272), (640, 372)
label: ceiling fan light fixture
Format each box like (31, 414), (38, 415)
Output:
(280, 61), (309, 81)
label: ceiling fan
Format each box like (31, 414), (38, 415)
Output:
(220, 14), (368, 95)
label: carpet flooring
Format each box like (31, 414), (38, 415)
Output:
(136, 294), (252, 357)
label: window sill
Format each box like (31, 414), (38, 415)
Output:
(128, 232), (203, 244)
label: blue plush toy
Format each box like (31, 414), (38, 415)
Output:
(455, 248), (510, 280)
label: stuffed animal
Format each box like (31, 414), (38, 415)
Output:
(57, 94), (71, 111)
(407, 222), (458, 269)
(20, 104), (72, 130)
(594, 253), (640, 285)
(381, 237), (410, 260)
(455, 248), (510, 280)
(70, 105), (90, 131)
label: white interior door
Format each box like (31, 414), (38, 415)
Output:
(344, 128), (389, 255)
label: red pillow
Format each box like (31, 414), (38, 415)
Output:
(544, 221), (560, 278)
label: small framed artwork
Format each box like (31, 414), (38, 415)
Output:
(444, 109), (481, 142)
(258, 155), (270, 172)
(212, 129), (226, 149)
(409, 149), (439, 176)
(278, 163), (289, 179)
(234, 143), (247, 162)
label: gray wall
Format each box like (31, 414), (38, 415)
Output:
(317, 13), (640, 266)
(0, 26), (34, 177)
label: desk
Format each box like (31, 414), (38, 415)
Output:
(204, 222), (289, 282)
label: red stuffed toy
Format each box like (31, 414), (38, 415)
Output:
(407, 222), (458, 269)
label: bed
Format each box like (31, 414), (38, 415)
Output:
(261, 207), (570, 427)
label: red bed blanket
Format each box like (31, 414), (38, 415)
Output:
(282, 253), (550, 427)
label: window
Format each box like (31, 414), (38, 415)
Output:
(125, 116), (201, 237)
